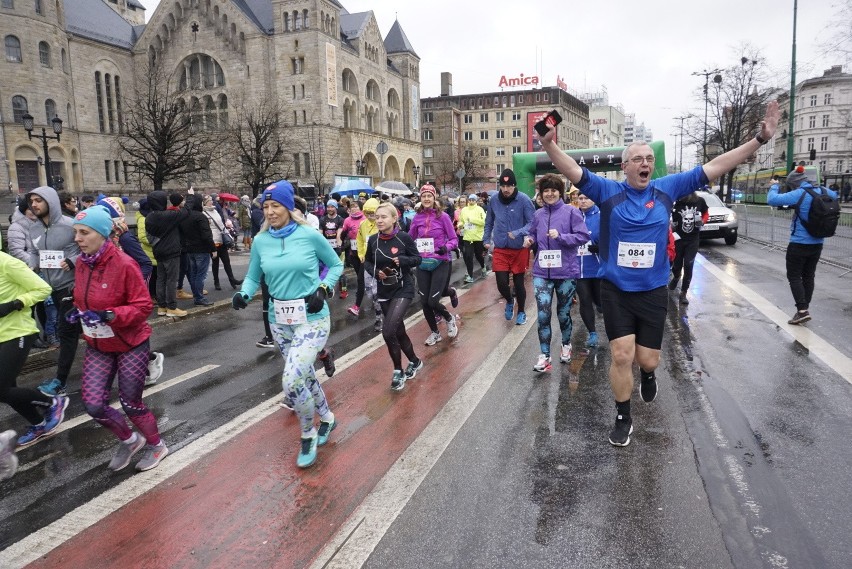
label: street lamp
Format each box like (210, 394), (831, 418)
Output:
(22, 113), (63, 187)
(692, 69), (722, 162)
(355, 158), (363, 175)
(412, 165), (420, 188)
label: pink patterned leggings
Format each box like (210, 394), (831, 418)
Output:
(81, 340), (161, 445)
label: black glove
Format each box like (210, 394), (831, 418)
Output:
(588, 243), (600, 254)
(0, 299), (23, 318)
(305, 286), (328, 314)
(436, 245), (448, 255)
(232, 292), (249, 310)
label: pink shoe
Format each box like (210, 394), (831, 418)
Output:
(347, 305), (360, 316)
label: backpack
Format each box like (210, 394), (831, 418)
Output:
(795, 186), (840, 238)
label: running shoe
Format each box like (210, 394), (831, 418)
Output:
(482, 268), (490, 278)
(390, 370), (406, 391)
(504, 301), (514, 321)
(37, 378), (65, 397)
(515, 312), (527, 325)
(347, 305), (360, 316)
(157, 308), (167, 316)
(0, 430), (19, 481)
(679, 291), (689, 305)
(317, 418), (337, 446)
(640, 370), (658, 403)
(788, 310), (811, 325)
(374, 318), (383, 332)
(463, 275), (475, 284)
(404, 358), (424, 380)
(446, 315), (459, 338)
(339, 288), (349, 300)
(256, 336), (275, 349)
(44, 395), (69, 432)
(533, 354), (552, 373)
(108, 435), (146, 471)
(297, 437), (318, 468)
(560, 344), (572, 363)
(587, 332), (598, 348)
(146, 352), (165, 385)
(449, 288), (459, 308)
(136, 442), (169, 471)
(424, 331), (442, 346)
(16, 424), (48, 447)
(609, 415), (633, 447)
(279, 396), (294, 411)
(319, 348), (336, 377)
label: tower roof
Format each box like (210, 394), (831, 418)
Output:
(384, 19), (417, 57)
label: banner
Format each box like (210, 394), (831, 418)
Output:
(410, 84), (420, 131)
(326, 43), (338, 107)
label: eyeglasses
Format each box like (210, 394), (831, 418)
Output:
(628, 156), (656, 165)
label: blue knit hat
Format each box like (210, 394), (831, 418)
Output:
(261, 180), (295, 210)
(73, 206), (114, 238)
(326, 199), (339, 209)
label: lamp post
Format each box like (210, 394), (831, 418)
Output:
(355, 158), (363, 175)
(412, 165), (420, 188)
(692, 69), (722, 162)
(22, 113), (63, 187)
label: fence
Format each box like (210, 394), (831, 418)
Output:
(732, 204), (852, 273)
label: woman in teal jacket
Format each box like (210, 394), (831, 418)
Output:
(232, 180), (343, 469)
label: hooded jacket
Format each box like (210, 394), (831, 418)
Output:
(0, 251), (53, 344)
(7, 209), (34, 265)
(458, 203), (487, 243)
(408, 208), (458, 261)
(25, 186), (80, 291)
(145, 190), (188, 260)
(767, 181), (838, 245)
(180, 195), (216, 253)
(526, 199), (590, 280)
(483, 189), (535, 249)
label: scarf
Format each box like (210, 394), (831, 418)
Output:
(498, 187), (518, 205)
(268, 221), (299, 239)
(80, 239), (112, 268)
(378, 226), (400, 240)
(349, 210), (364, 220)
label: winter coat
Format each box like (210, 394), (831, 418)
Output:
(203, 205), (226, 245)
(578, 205), (602, 279)
(25, 186), (80, 291)
(0, 251), (52, 344)
(135, 210), (157, 266)
(526, 200), (590, 280)
(408, 209), (458, 261)
(180, 195), (216, 254)
(72, 242), (153, 352)
(7, 209), (34, 265)
(145, 191), (188, 261)
(458, 204), (486, 243)
(768, 182), (839, 245)
(484, 190), (535, 249)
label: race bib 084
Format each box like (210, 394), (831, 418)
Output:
(616, 242), (655, 269)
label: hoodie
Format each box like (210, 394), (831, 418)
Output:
(179, 195), (216, 254)
(24, 186), (80, 291)
(145, 190), (189, 260)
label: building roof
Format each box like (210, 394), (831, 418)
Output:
(384, 20), (417, 57)
(126, 0), (145, 9)
(340, 11), (372, 40)
(232, 0), (274, 33)
(65, 0), (138, 49)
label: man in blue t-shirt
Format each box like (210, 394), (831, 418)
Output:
(541, 101), (780, 447)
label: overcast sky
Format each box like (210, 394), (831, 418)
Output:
(141, 0), (844, 167)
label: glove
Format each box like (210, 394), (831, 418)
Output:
(588, 243), (599, 254)
(232, 292), (249, 310)
(305, 286), (328, 314)
(436, 245), (448, 255)
(0, 300), (23, 318)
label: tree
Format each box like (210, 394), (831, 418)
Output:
(303, 123), (341, 192)
(229, 97), (291, 197)
(458, 143), (492, 193)
(118, 58), (220, 191)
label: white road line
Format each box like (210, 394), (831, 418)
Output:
(696, 255), (852, 384)
(310, 319), (530, 569)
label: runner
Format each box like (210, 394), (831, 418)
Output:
(356, 198), (383, 332)
(70, 206), (168, 471)
(576, 192), (604, 347)
(523, 174), (590, 372)
(319, 199), (348, 299)
(340, 201), (366, 316)
(408, 184), (459, 346)
(458, 193), (488, 283)
(364, 203), (423, 391)
(232, 180), (343, 468)
(669, 191), (709, 305)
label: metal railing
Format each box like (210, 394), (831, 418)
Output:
(732, 204), (852, 272)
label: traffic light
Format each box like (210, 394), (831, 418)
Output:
(810, 148), (817, 161)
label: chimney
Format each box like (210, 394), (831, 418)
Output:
(441, 72), (453, 97)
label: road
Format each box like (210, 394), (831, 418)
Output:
(1, 239), (850, 569)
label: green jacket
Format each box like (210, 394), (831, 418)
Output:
(459, 204), (486, 242)
(0, 251), (52, 343)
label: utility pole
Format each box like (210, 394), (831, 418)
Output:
(786, 0), (798, 173)
(692, 69), (723, 162)
(674, 115), (688, 172)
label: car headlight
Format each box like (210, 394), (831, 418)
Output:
(726, 211), (736, 222)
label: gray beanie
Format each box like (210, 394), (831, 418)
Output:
(785, 167), (811, 191)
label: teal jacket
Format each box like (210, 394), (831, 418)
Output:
(240, 224), (343, 323)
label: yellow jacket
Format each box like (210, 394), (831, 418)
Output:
(356, 217), (378, 262)
(0, 252), (52, 344)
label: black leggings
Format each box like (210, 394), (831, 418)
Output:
(380, 297), (417, 370)
(671, 237), (700, 292)
(417, 263), (452, 333)
(463, 241), (486, 277)
(349, 252), (366, 307)
(0, 334), (51, 425)
(212, 246), (238, 287)
(576, 278), (602, 334)
(495, 271), (527, 313)
(53, 288), (82, 385)
(260, 276), (273, 338)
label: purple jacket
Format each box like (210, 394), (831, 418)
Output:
(408, 209), (458, 261)
(527, 200), (590, 279)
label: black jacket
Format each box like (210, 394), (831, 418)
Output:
(145, 190), (188, 260)
(364, 230), (420, 300)
(179, 195), (216, 254)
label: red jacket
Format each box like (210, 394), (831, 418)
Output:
(73, 242), (153, 352)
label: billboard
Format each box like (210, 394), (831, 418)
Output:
(527, 111), (556, 152)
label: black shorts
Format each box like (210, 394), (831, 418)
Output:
(600, 280), (668, 350)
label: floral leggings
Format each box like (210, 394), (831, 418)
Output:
(533, 277), (576, 357)
(271, 317), (333, 439)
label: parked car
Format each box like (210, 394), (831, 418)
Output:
(696, 191), (738, 245)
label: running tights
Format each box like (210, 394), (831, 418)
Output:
(495, 271), (527, 314)
(417, 263), (452, 333)
(576, 278), (602, 334)
(380, 297), (417, 370)
(533, 277), (576, 356)
(349, 253), (365, 307)
(462, 241), (486, 278)
(0, 335), (51, 425)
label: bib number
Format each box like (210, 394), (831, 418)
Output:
(350, 239), (358, 251)
(272, 299), (307, 325)
(538, 250), (562, 268)
(464, 223), (474, 232)
(326, 238), (338, 249)
(39, 250), (64, 270)
(617, 242), (656, 268)
(416, 238), (435, 254)
(81, 321), (115, 339)
(577, 243), (590, 256)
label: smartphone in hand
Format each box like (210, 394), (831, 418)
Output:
(534, 110), (563, 137)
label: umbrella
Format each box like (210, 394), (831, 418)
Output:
(330, 179), (374, 197)
(375, 180), (413, 196)
(218, 192), (239, 202)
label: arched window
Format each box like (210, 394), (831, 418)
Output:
(66, 103), (72, 127)
(94, 71), (105, 132)
(205, 96), (217, 130)
(114, 76), (123, 132)
(5, 35), (22, 63)
(294, 10), (301, 30)
(104, 73), (115, 132)
(39, 41), (50, 67)
(302, 9), (308, 28)
(12, 95), (28, 123)
(44, 99), (56, 123)
(283, 12), (290, 31)
(218, 94), (228, 127)
(61, 48), (67, 72)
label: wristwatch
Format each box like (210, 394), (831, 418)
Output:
(318, 284), (332, 297)
(103, 310), (116, 322)
(755, 133), (768, 145)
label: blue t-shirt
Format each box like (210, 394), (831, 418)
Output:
(577, 166), (707, 291)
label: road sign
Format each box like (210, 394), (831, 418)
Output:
(455, 168), (466, 180)
(376, 141), (388, 155)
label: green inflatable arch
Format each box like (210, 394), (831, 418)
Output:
(511, 141), (667, 197)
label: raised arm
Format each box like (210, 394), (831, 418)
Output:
(703, 100), (780, 182)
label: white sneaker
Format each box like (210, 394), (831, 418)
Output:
(0, 430), (19, 481)
(446, 315), (458, 338)
(424, 331), (442, 346)
(146, 352), (165, 385)
(560, 344), (572, 363)
(533, 354), (552, 372)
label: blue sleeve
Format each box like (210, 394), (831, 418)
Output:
(240, 242), (264, 299)
(655, 166), (708, 201)
(119, 233), (153, 279)
(767, 185), (804, 207)
(483, 203), (495, 245)
(515, 197), (536, 237)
